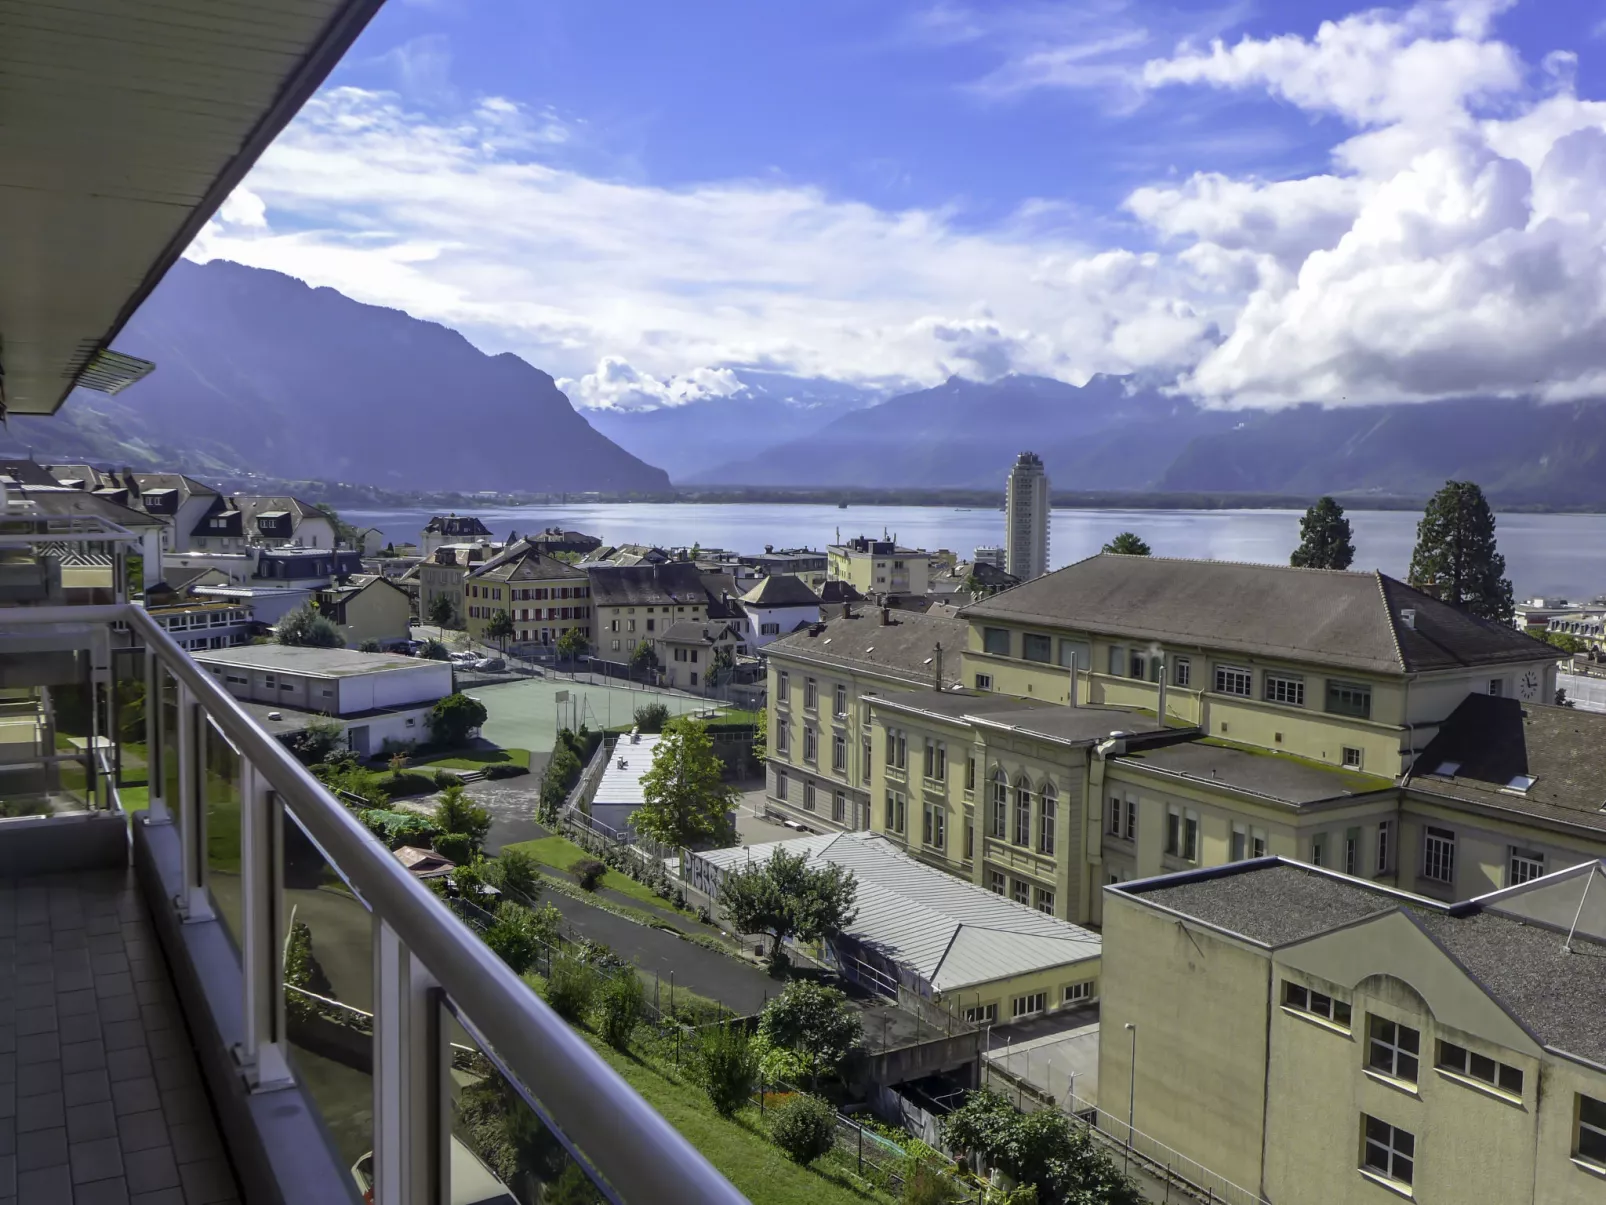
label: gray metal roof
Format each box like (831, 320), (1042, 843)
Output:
(1, 0), (387, 415)
(592, 733), (662, 809)
(697, 832), (1100, 992)
(961, 554), (1555, 675)
(195, 644), (432, 679)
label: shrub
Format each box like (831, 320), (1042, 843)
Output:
(769, 1094), (836, 1165)
(434, 832), (473, 863)
(433, 769), (459, 789)
(543, 957), (599, 1023)
(383, 770), (437, 798)
(428, 692), (489, 747)
(572, 859), (607, 891)
(359, 809), (440, 849)
(597, 971), (645, 1049)
(358, 638), (383, 653)
(433, 785), (492, 853)
(286, 715), (347, 765)
(539, 744), (583, 824)
(483, 902), (547, 976)
(695, 1024), (758, 1118)
(491, 847), (541, 900)
(633, 702), (671, 733)
(902, 1163), (961, 1205)
(483, 762), (529, 779)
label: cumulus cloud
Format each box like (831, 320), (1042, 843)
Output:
(191, 0), (1606, 411)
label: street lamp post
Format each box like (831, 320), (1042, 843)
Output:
(1125, 1022), (1138, 1172)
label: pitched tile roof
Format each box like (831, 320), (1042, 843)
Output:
(767, 607), (969, 688)
(586, 562), (715, 608)
(960, 553), (1554, 675)
(741, 574), (821, 607)
(1408, 694), (1606, 832)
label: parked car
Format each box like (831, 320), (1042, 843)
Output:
(352, 1138), (517, 1205)
(473, 657), (506, 672)
(449, 651), (478, 663)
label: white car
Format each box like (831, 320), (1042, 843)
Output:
(449, 651), (479, 664)
(351, 1137), (518, 1205)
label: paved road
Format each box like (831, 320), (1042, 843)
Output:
(544, 891), (779, 1015)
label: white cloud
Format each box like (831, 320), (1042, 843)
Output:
(189, 0), (1606, 412)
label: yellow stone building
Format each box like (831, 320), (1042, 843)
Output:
(827, 535), (931, 597)
(1101, 858), (1606, 1204)
(463, 539), (591, 650)
(763, 556), (1606, 929)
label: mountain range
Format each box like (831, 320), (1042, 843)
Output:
(5, 257), (1606, 508)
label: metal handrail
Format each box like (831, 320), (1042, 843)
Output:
(8, 604), (747, 1205)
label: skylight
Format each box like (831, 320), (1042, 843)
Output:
(1507, 774), (1537, 792)
(1436, 761), (1460, 776)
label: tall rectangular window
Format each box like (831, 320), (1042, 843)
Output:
(1368, 1016), (1420, 1083)
(1129, 651), (1146, 680)
(776, 770), (788, 802)
(777, 670), (790, 701)
(884, 791), (905, 833)
(1214, 665), (1253, 697)
(1345, 828), (1361, 876)
(991, 772), (1008, 839)
(775, 722), (790, 756)
(1011, 879), (1030, 906)
(803, 726), (818, 764)
(832, 792), (846, 824)
(923, 802), (946, 849)
(1578, 1095), (1606, 1167)
(1038, 786), (1057, 856)
(966, 756), (975, 792)
(1509, 847), (1545, 885)
(989, 870), (1006, 895)
(803, 782), (816, 812)
(1108, 797), (1125, 838)
(1377, 820), (1394, 874)
(1107, 646), (1124, 676)
(1166, 806), (1199, 861)
(1034, 887), (1055, 915)
(832, 733), (846, 773)
(862, 737), (872, 779)
(1423, 826), (1456, 884)
(1232, 824), (1265, 861)
(1172, 656), (1191, 687)
(834, 683), (848, 717)
(1362, 1116), (1415, 1187)
(1014, 781), (1032, 847)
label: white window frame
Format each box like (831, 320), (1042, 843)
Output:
(1011, 991), (1047, 1019)
(775, 722), (790, 756)
(1214, 664), (1253, 697)
(1064, 981), (1095, 1005)
(832, 733), (846, 773)
(1423, 826), (1456, 884)
(974, 672), (993, 691)
(1508, 847), (1545, 885)
(777, 670), (790, 702)
(1172, 656), (1191, 687)
(1011, 878), (1029, 907)
(1341, 746), (1364, 770)
(833, 683), (847, 717)
(923, 801), (946, 850)
(804, 677), (817, 710)
(1166, 805), (1200, 861)
(803, 725), (818, 765)
(803, 782), (816, 812)
(988, 870), (1006, 895)
(832, 791), (847, 824)
(1367, 1015), (1420, 1083)
(1578, 1094), (1606, 1167)
(1283, 981), (1351, 1027)
(1038, 784), (1057, 856)
(964, 1003), (998, 1024)
(1034, 886), (1054, 915)
(1264, 673), (1305, 706)
(1362, 1115), (1415, 1187)
(1376, 820), (1394, 874)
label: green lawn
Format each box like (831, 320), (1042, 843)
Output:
(401, 746), (531, 771)
(582, 1032), (889, 1205)
(119, 784), (149, 815)
(502, 834), (684, 913)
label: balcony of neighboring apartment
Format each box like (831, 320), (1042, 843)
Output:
(0, 503), (746, 1204)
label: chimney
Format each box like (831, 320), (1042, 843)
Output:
(1399, 608), (1416, 630)
(933, 642), (944, 691)
(880, 605), (891, 626)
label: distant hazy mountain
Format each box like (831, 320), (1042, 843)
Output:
(0, 259), (669, 494)
(693, 374), (1606, 506)
(583, 370), (882, 479)
(692, 374), (1237, 490)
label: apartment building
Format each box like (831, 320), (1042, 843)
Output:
(418, 541), (499, 626)
(741, 546), (830, 591)
(315, 575), (412, 649)
(765, 606), (968, 832)
(587, 562), (734, 664)
(1004, 451), (1050, 581)
(1101, 858), (1606, 1204)
(463, 539), (591, 649)
(420, 512), (492, 555)
(827, 535), (931, 597)
(738, 573), (822, 649)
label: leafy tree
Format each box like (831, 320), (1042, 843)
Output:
(358, 637), (383, 653)
(1408, 481), (1514, 624)
(542, 956), (599, 1023)
(556, 627), (589, 663)
(428, 692), (488, 747)
(433, 783), (492, 852)
(483, 902), (548, 975)
(719, 848), (858, 975)
(486, 608), (515, 653)
(288, 715), (347, 765)
(634, 702), (671, 733)
(435, 833), (474, 865)
(426, 594), (458, 630)
(277, 603), (345, 648)
(597, 970), (645, 1049)
(749, 723), (768, 775)
(420, 638), (450, 661)
(539, 743), (583, 824)
(634, 717), (737, 848)
(942, 1090), (1143, 1205)
(1101, 532), (1151, 556)
(709, 644), (736, 685)
(1290, 496), (1355, 570)
(757, 981), (862, 1085)
(491, 847), (541, 900)
(1542, 630), (1588, 655)
(768, 1094), (836, 1165)
(630, 640), (660, 678)
(695, 1024), (758, 1118)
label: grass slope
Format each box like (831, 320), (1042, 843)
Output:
(503, 834), (680, 913)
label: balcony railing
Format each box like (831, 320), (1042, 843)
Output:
(1, 602), (749, 1205)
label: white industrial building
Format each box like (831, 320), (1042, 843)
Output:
(586, 731), (662, 834)
(689, 831), (1101, 1021)
(195, 645), (453, 756)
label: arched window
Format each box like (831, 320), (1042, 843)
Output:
(990, 769), (1008, 839)
(1039, 782), (1057, 856)
(1014, 776), (1033, 847)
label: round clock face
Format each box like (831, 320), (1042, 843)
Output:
(1517, 669), (1540, 701)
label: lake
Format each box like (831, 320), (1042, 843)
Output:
(341, 502), (1606, 601)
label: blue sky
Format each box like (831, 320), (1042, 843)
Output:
(193, 0), (1606, 410)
